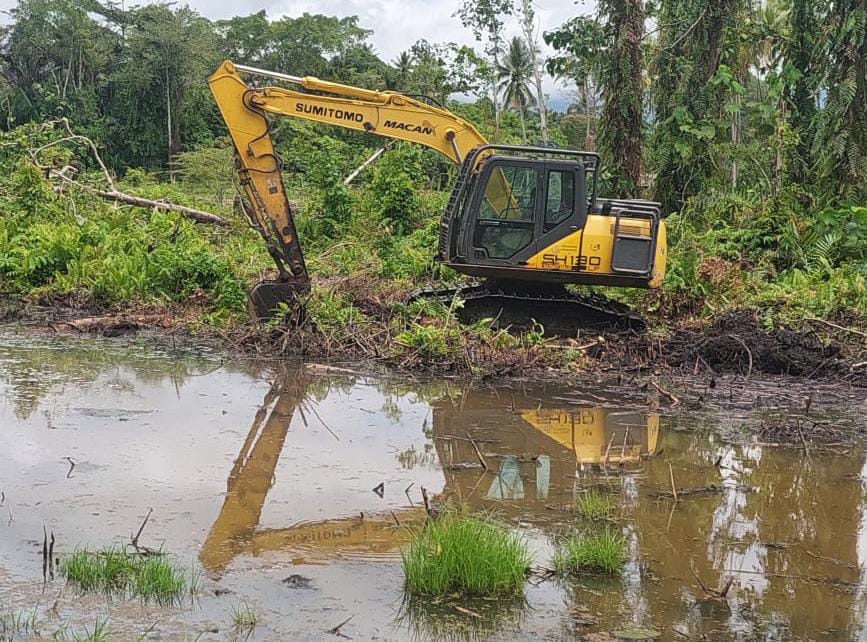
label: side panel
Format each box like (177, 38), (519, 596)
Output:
(524, 216), (667, 288)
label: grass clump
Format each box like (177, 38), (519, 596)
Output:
(552, 528), (627, 576)
(61, 547), (188, 604)
(575, 490), (616, 521)
(0, 610), (37, 642)
(230, 602), (258, 630)
(70, 619), (110, 642)
(401, 512), (531, 597)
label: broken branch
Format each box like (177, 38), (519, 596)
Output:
(29, 119), (228, 227)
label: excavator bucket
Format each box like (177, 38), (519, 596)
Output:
(248, 279), (308, 322)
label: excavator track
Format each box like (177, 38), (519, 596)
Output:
(408, 282), (644, 334)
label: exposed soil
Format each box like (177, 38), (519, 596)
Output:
(2, 293), (865, 385)
(603, 309), (866, 385)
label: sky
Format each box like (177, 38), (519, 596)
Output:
(0, 0), (596, 110)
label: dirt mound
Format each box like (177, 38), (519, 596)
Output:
(661, 310), (845, 377)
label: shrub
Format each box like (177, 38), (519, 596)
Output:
(366, 143), (425, 234)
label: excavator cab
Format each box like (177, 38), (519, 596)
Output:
(439, 145), (665, 290)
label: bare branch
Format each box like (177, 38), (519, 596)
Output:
(27, 121), (228, 227)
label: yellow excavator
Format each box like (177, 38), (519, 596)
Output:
(209, 61), (668, 327)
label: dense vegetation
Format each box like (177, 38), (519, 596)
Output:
(0, 0), (864, 367)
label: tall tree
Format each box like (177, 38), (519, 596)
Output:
(784, 0), (818, 183)
(545, 16), (605, 150)
(390, 51), (413, 90)
(547, 5), (644, 193)
(109, 4), (218, 168)
(0, 0), (117, 131)
(814, 0), (867, 195)
(456, 0), (514, 140)
(216, 10), (271, 64)
(518, 0), (549, 143)
(497, 36), (536, 141)
(598, 0), (646, 194)
(652, 0), (745, 213)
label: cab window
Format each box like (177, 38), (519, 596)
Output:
(479, 166), (536, 221)
(544, 170), (575, 231)
(475, 165), (537, 259)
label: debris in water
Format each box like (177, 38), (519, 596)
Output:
(453, 605), (481, 618)
(282, 574), (314, 589)
(758, 416), (849, 445)
(130, 507), (154, 554)
(613, 628), (661, 640)
(327, 614), (354, 638)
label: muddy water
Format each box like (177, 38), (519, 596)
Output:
(1, 336), (866, 641)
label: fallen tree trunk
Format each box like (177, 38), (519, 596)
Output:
(29, 118), (229, 227)
(80, 183), (228, 227)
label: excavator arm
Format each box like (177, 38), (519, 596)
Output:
(208, 60), (490, 317)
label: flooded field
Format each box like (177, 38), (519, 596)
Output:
(1, 335), (866, 641)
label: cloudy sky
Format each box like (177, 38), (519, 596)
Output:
(0, 0), (595, 109)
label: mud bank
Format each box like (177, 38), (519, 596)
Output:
(2, 295), (865, 383)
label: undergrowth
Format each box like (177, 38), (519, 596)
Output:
(1, 124), (865, 376)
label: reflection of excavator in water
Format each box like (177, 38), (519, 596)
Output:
(209, 61), (668, 328)
(200, 371), (659, 576)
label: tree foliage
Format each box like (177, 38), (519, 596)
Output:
(0, 0), (864, 332)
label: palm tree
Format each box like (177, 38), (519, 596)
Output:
(496, 36), (536, 142)
(391, 51), (414, 90)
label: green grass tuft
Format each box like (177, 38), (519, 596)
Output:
(553, 528), (627, 575)
(401, 512), (531, 597)
(71, 619), (110, 642)
(230, 602), (258, 630)
(61, 547), (188, 604)
(0, 610), (37, 642)
(575, 490), (616, 521)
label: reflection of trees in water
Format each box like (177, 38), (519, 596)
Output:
(0, 338), (250, 420)
(628, 430), (867, 641)
(380, 395), (403, 423)
(744, 446), (863, 639)
(396, 444), (437, 470)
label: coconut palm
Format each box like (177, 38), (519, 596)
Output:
(496, 36), (536, 142)
(391, 50), (414, 90)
